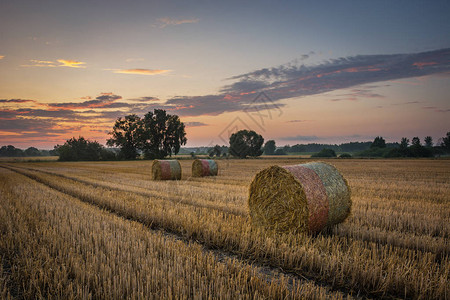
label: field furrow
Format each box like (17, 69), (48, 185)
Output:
(3, 163), (449, 299)
(0, 167), (351, 299)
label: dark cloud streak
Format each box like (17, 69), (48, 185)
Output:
(162, 48), (450, 116)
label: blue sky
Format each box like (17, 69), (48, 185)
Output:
(1, 0), (449, 148)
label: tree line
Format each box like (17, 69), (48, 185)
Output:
(2, 109), (449, 160)
(0, 145), (57, 157)
(264, 134), (450, 158)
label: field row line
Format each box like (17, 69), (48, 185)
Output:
(14, 164), (449, 254)
(1, 168), (347, 299)
(4, 164), (447, 299)
(1, 165), (368, 299)
(12, 165), (247, 216)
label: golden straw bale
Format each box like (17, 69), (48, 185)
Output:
(248, 162), (351, 234)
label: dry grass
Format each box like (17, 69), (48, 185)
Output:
(1, 158), (449, 299)
(0, 168), (345, 299)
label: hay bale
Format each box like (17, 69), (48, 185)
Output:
(192, 159), (218, 177)
(248, 162), (351, 234)
(152, 159), (182, 180)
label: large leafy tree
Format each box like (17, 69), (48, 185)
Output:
(229, 129), (264, 158)
(107, 114), (143, 159)
(107, 109), (187, 159)
(141, 109), (187, 159)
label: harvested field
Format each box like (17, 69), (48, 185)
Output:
(0, 158), (449, 299)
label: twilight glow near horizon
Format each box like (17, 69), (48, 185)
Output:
(1, 0), (449, 148)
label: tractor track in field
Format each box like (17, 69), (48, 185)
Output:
(9, 164), (446, 257)
(2, 164), (374, 299)
(8, 165), (247, 217)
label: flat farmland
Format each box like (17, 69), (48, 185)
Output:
(0, 159), (449, 299)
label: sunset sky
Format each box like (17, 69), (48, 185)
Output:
(1, 0), (449, 149)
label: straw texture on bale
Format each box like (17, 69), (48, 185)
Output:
(192, 159), (218, 177)
(152, 159), (182, 180)
(248, 162), (351, 234)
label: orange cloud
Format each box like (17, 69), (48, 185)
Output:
(0, 131), (22, 136)
(21, 59), (86, 68)
(57, 59), (86, 68)
(113, 69), (170, 75)
(21, 60), (57, 67)
(157, 17), (199, 28)
(0, 55), (4, 60)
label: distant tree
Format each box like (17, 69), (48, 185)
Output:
(400, 137), (409, 149)
(229, 130), (264, 158)
(209, 145), (222, 157)
(311, 148), (337, 158)
(370, 136), (386, 148)
(57, 137), (114, 161)
(107, 114), (143, 159)
(424, 136), (433, 148)
(24, 147), (41, 156)
(339, 153), (352, 158)
(263, 140), (276, 155)
(0, 145), (24, 157)
(220, 146), (229, 156)
(403, 136), (432, 157)
(441, 132), (450, 152)
(190, 152), (197, 159)
(290, 144), (306, 153)
(274, 148), (287, 155)
(411, 137), (421, 147)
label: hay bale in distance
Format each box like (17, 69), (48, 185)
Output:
(248, 162), (351, 234)
(192, 159), (218, 177)
(152, 159), (182, 180)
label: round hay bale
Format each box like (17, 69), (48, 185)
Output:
(248, 162), (351, 234)
(192, 159), (218, 177)
(152, 159), (182, 180)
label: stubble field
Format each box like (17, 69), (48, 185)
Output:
(0, 158), (449, 299)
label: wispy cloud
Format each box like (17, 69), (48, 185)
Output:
(57, 59), (86, 68)
(125, 58), (145, 62)
(286, 119), (312, 123)
(392, 101), (420, 106)
(422, 106), (450, 113)
(21, 59), (86, 68)
(113, 69), (170, 75)
(185, 122), (208, 127)
(329, 87), (386, 102)
(281, 135), (321, 141)
(47, 93), (122, 110)
(156, 17), (199, 28)
(129, 97), (160, 102)
(0, 99), (36, 103)
(0, 55), (4, 60)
